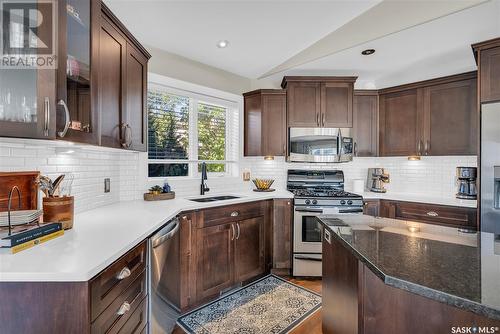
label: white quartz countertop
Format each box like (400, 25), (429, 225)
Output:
(0, 190), (293, 282)
(359, 191), (477, 208)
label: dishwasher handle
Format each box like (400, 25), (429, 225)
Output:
(152, 218), (180, 248)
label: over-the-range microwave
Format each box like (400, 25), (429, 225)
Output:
(288, 127), (353, 163)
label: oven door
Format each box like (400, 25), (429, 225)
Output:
(289, 128), (353, 163)
(294, 207), (323, 253)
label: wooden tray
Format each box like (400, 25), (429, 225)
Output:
(143, 192), (175, 201)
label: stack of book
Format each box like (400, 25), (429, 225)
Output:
(0, 222), (64, 254)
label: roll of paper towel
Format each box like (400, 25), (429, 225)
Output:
(353, 179), (364, 193)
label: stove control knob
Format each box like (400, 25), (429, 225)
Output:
(312, 199), (318, 205)
(347, 200), (353, 205)
(305, 199), (311, 205)
(340, 200), (346, 205)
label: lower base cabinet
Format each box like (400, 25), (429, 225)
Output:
(363, 199), (477, 230)
(0, 241), (148, 334)
(271, 199), (293, 275)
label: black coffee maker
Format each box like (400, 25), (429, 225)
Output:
(456, 167), (477, 200)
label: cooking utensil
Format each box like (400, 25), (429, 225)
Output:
(50, 175), (65, 196)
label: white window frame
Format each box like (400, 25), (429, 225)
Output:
(147, 73), (242, 180)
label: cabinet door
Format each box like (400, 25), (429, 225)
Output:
(353, 93), (378, 157)
(0, 0), (56, 139)
(321, 82), (353, 127)
(262, 92), (286, 156)
(287, 82), (321, 127)
(235, 217), (265, 282)
(272, 199), (292, 273)
(243, 93), (262, 156)
(98, 15), (126, 148)
(480, 46), (500, 103)
(124, 43), (148, 151)
(56, 0), (99, 144)
(423, 79), (477, 155)
(195, 223), (235, 300)
(379, 89), (423, 156)
(363, 199), (380, 217)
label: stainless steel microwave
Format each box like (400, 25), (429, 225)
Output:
(288, 128), (353, 163)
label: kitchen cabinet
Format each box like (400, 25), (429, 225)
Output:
(195, 222), (235, 300)
(0, 0), (150, 151)
(0, 241), (148, 334)
(363, 199), (380, 217)
(379, 200), (477, 230)
(0, 0), (56, 139)
(243, 89), (286, 156)
(379, 72), (477, 157)
(190, 201), (270, 305)
(282, 76), (356, 128)
(234, 217), (266, 282)
(271, 199), (293, 275)
(473, 38), (500, 103)
(379, 89), (422, 156)
(353, 91), (378, 157)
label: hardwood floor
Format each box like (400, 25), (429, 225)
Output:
(172, 277), (322, 334)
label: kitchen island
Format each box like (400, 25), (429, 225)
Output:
(319, 214), (500, 334)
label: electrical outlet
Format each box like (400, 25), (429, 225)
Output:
(104, 178), (110, 193)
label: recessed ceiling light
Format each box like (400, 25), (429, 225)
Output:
(216, 40), (229, 48)
(361, 49), (375, 56)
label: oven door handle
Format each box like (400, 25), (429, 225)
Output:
(295, 208), (323, 213)
(294, 255), (323, 262)
(338, 208), (364, 213)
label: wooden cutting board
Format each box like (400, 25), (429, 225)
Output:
(0, 171), (39, 212)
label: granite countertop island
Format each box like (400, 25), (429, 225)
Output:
(319, 214), (500, 321)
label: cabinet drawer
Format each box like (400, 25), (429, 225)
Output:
(391, 201), (476, 229)
(118, 295), (148, 334)
(91, 269), (147, 333)
(91, 241), (147, 321)
(199, 201), (266, 227)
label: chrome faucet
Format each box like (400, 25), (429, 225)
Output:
(200, 162), (210, 195)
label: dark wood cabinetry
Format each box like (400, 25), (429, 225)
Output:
(271, 199), (293, 275)
(243, 89), (286, 156)
(363, 199), (380, 217)
(473, 38), (500, 103)
(379, 89), (422, 156)
(353, 91), (378, 157)
(0, 241), (148, 334)
(282, 76), (356, 128)
(0, 0), (149, 151)
(379, 72), (477, 157)
(235, 217), (266, 282)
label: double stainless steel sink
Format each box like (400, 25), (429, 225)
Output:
(188, 195), (240, 203)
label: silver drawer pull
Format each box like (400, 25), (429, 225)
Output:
(116, 267), (131, 280)
(426, 211), (439, 217)
(324, 230), (331, 244)
(230, 211), (239, 217)
(116, 301), (131, 316)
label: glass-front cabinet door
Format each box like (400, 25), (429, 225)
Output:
(0, 3), (56, 139)
(57, 0), (98, 144)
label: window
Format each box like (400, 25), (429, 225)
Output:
(147, 82), (239, 178)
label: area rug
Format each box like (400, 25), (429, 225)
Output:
(177, 275), (321, 334)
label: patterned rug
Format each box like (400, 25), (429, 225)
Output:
(177, 275), (321, 334)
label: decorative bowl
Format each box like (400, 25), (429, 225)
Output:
(252, 178), (275, 191)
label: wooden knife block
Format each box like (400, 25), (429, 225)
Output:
(43, 196), (74, 230)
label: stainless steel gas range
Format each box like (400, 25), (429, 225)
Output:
(287, 169), (364, 277)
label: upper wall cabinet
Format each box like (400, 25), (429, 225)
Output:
(473, 38), (500, 103)
(243, 89), (286, 156)
(0, 0), (150, 151)
(379, 72), (477, 157)
(353, 91), (378, 157)
(281, 77), (356, 128)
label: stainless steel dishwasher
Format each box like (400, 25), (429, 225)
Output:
(149, 216), (181, 334)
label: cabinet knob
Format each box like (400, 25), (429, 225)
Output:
(116, 301), (131, 316)
(116, 267), (131, 280)
(426, 211), (439, 217)
(230, 211), (239, 217)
